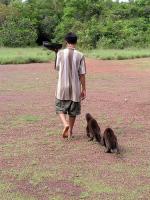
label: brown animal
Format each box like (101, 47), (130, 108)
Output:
(85, 113), (101, 143)
(102, 128), (120, 153)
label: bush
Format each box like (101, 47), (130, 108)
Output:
(0, 17), (38, 47)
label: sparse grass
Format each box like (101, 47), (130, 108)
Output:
(115, 127), (124, 135)
(50, 196), (64, 200)
(0, 182), (35, 200)
(115, 116), (124, 125)
(0, 47), (54, 64)
(11, 114), (42, 128)
(0, 78), (50, 92)
(0, 191), (36, 200)
(74, 176), (115, 194)
(119, 185), (150, 200)
(1, 56), (150, 200)
(0, 115), (43, 130)
(18, 115), (42, 123)
(131, 121), (144, 130)
(99, 113), (108, 124)
(2, 166), (56, 186)
(80, 191), (90, 199)
(0, 138), (37, 158)
(0, 182), (14, 193)
(45, 128), (60, 136)
(84, 48), (150, 60)
(110, 163), (142, 176)
(0, 114), (44, 134)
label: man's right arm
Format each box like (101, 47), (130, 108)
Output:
(79, 55), (86, 100)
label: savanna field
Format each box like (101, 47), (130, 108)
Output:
(1, 0), (150, 199)
(0, 57), (150, 200)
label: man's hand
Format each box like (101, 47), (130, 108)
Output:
(81, 89), (86, 100)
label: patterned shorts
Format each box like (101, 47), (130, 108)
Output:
(55, 99), (81, 117)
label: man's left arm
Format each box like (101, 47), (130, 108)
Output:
(55, 51), (61, 70)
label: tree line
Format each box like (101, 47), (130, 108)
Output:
(0, 0), (149, 49)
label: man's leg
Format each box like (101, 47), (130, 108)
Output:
(68, 115), (76, 138)
(59, 113), (68, 127)
(59, 113), (69, 138)
(67, 101), (80, 138)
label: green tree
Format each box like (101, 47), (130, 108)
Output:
(0, 0), (150, 48)
(26, 0), (64, 44)
(0, 0), (11, 5)
(0, 16), (37, 47)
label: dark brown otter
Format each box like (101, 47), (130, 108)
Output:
(102, 128), (120, 153)
(85, 113), (101, 143)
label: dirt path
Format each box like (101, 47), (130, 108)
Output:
(0, 58), (150, 200)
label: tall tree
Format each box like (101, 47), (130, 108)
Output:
(0, 0), (11, 5)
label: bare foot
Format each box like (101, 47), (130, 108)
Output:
(62, 125), (69, 138)
(67, 131), (75, 140)
(67, 131), (71, 140)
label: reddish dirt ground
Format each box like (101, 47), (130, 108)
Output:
(0, 58), (150, 200)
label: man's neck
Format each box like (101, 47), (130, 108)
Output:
(67, 44), (76, 49)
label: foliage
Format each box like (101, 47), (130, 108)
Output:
(25, 0), (64, 44)
(0, 16), (37, 47)
(0, 0), (11, 5)
(0, 0), (150, 48)
(0, 3), (16, 26)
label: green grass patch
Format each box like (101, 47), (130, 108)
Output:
(131, 121), (144, 130)
(0, 115), (44, 134)
(1, 48), (150, 64)
(0, 47), (54, 64)
(18, 115), (41, 122)
(74, 176), (115, 194)
(0, 182), (14, 193)
(11, 114), (42, 128)
(80, 191), (90, 199)
(84, 48), (150, 60)
(115, 116), (124, 125)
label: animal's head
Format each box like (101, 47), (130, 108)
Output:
(85, 113), (93, 122)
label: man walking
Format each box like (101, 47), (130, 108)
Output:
(55, 32), (86, 138)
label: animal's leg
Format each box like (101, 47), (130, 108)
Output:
(88, 136), (94, 141)
(116, 142), (120, 154)
(105, 148), (111, 153)
(86, 126), (90, 138)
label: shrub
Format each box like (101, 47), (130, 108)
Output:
(0, 16), (37, 47)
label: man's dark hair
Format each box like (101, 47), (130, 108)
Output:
(65, 32), (77, 44)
